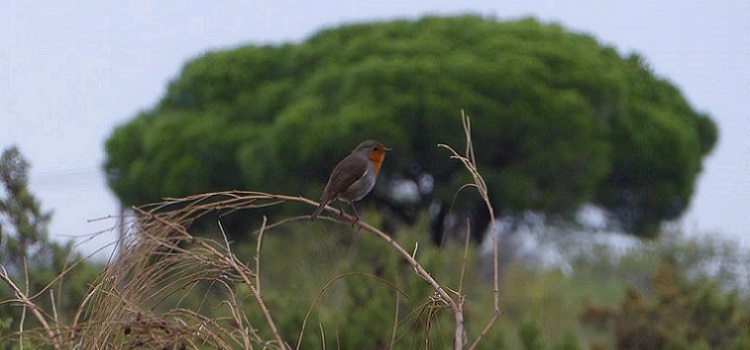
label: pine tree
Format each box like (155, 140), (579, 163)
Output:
(0, 146), (52, 271)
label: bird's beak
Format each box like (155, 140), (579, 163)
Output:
(385, 147), (393, 153)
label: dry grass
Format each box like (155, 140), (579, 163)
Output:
(76, 193), (293, 349)
(1, 113), (501, 349)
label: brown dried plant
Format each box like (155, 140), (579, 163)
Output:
(1, 112), (501, 349)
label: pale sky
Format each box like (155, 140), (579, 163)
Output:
(1, 1), (748, 257)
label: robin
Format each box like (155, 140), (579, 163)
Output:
(310, 140), (392, 222)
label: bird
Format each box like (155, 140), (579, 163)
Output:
(310, 140), (392, 222)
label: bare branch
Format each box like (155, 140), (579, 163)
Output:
(0, 265), (61, 350)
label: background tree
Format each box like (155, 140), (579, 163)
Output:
(0, 145), (52, 270)
(0, 146), (101, 342)
(104, 15), (717, 239)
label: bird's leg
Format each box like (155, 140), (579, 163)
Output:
(336, 203), (346, 222)
(349, 201), (361, 227)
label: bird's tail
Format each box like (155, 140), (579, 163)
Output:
(310, 199), (330, 222)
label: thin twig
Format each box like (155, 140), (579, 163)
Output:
(389, 292), (400, 350)
(150, 209), (287, 349)
(69, 279), (103, 335)
(295, 272), (409, 350)
(458, 220), (471, 299)
(319, 322), (326, 350)
(256, 216), (267, 294)
(49, 289), (59, 337)
(439, 111), (502, 349)
(0, 265), (61, 350)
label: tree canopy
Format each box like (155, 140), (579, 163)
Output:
(0, 146), (104, 340)
(0, 146), (52, 270)
(104, 15), (717, 238)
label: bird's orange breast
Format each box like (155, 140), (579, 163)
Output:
(368, 152), (386, 176)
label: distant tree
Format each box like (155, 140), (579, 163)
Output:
(104, 16), (717, 239)
(0, 146), (102, 336)
(0, 145), (53, 270)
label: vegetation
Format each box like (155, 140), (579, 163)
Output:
(0, 146), (53, 272)
(0, 146), (102, 349)
(3, 137), (748, 349)
(2, 14), (735, 350)
(3, 201), (748, 348)
(104, 15), (717, 238)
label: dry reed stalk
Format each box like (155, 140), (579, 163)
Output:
(439, 111), (503, 349)
(0, 265), (62, 350)
(72, 193), (289, 349)
(75, 189), (467, 348)
(1, 113), (500, 349)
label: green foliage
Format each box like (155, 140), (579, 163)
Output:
(4, 192), (747, 348)
(104, 16), (716, 237)
(553, 332), (582, 350)
(0, 146), (103, 346)
(0, 317), (12, 350)
(518, 320), (544, 350)
(597, 54), (719, 236)
(582, 261), (750, 350)
(577, 235), (750, 350)
(229, 213), (476, 349)
(0, 146), (53, 270)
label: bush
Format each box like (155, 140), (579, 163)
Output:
(581, 255), (750, 349)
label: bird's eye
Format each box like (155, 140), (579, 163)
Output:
(373, 146), (378, 151)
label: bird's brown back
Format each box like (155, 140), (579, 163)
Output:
(321, 153), (369, 201)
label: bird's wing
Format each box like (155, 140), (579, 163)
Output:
(323, 155), (370, 198)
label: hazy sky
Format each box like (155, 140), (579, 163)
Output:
(2, 1), (748, 256)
